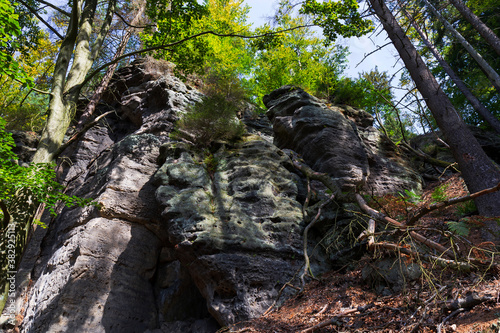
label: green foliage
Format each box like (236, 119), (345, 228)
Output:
(300, 0), (374, 41)
(142, 0), (210, 76)
(399, 189), (422, 204)
(330, 68), (414, 142)
(408, 0), (500, 129)
(249, 9), (349, 105)
(431, 183), (449, 203)
(456, 200), (477, 217)
(171, 94), (245, 147)
(330, 77), (367, 107)
(446, 220), (470, 237)
(0, 118), (93, 217)
(0, 31), (58, 131)
(0, 0), (33, 87)
(203, 151), (219, 176)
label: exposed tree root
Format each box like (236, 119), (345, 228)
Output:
(300, 194), (335, 290)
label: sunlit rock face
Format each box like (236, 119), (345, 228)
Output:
(154, 138), (305, 325)
(13, 64), (426, 333)
(264, 85), (422, 195)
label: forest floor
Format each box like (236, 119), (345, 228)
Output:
(228, 174), (500, 333)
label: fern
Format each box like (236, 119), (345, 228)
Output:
(446, 220), (470, 236)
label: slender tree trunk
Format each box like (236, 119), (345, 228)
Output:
(77, 1), (146, 129)
(368, 0), (500, 231)
(401, 5), (500, 134)
(448, 0), (500, 57)
(33, 0), (117, 164)
(421, 0), (500, 94)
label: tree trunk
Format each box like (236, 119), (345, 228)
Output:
(32, 0), (116, 164)
(448, 0), (500, 57)
(77, 1), (146, 129)
(401, 5), (500, 134)
(368, 0), (500, 232)
(421, 0), (500, 94)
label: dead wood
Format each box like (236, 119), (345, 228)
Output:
(355, 193), (454, 258)
(300, 304), (375, 333)
(407, 181), (500, 225)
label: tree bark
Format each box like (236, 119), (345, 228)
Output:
(368, 0), (500, 231)
(448, 0), (500, 57)
(32, 0), (117, 164)
(421, 0), (500, 94)
(401, 5), (500, 134)
(77, 1), (146, 129)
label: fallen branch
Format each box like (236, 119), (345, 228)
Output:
(370, 241), (471, 271)
(300, 304), (375, 333)
(262, 282), (301, 316)
(400, 141), (456, 170)
(287, 151), (347, 201)
(355, 193), (454, 258)
(444, 292), (495, 311)
(407, 181), (500, 225)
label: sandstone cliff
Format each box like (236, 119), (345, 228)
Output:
(5, 59), (426, 333)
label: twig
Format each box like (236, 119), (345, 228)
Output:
(262, 282), (301, 316)
(371, 241), (471, 270)
(407, 181), (500, 225)
(437, 308), (465, 333)
(355, 193), (454, 258)
(300, 304), (375, 333)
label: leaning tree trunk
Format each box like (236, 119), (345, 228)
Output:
(420, 0), (500, 94)
(401, 5), (500, 134)
(32, 0), (116, 164)
(368, 0), (500, 233)
(77, 1), (146, 129)
(448, 0), (500, 57)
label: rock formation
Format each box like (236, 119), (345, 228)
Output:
(263, 85), (422, 195)
(6, 59), (430, 332)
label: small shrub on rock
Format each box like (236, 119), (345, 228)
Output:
(171, 93), (245, 147)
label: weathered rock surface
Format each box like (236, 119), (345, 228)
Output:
(10, 63), (432, 333)
(17, 60), (207, 333)
(154, 138), (305, 325)
(264, 86), (422, 195)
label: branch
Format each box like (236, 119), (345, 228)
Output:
(114, 11), (153, 29)
(355, 193), (454, 258)
(400, 141), (456, 169)
(36, 0), (71, 16)
(370, 241), (472, 271)
(407, 181), (500, 225)
(71, 25), (315, 95)
(17, 0), (64, 40)
(14, 79), (52, 95)
(53, 110), (115, 159)
(301, 304), (375, 333)
(287, 151), (348, 201)
(355, 42), (392, 68)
